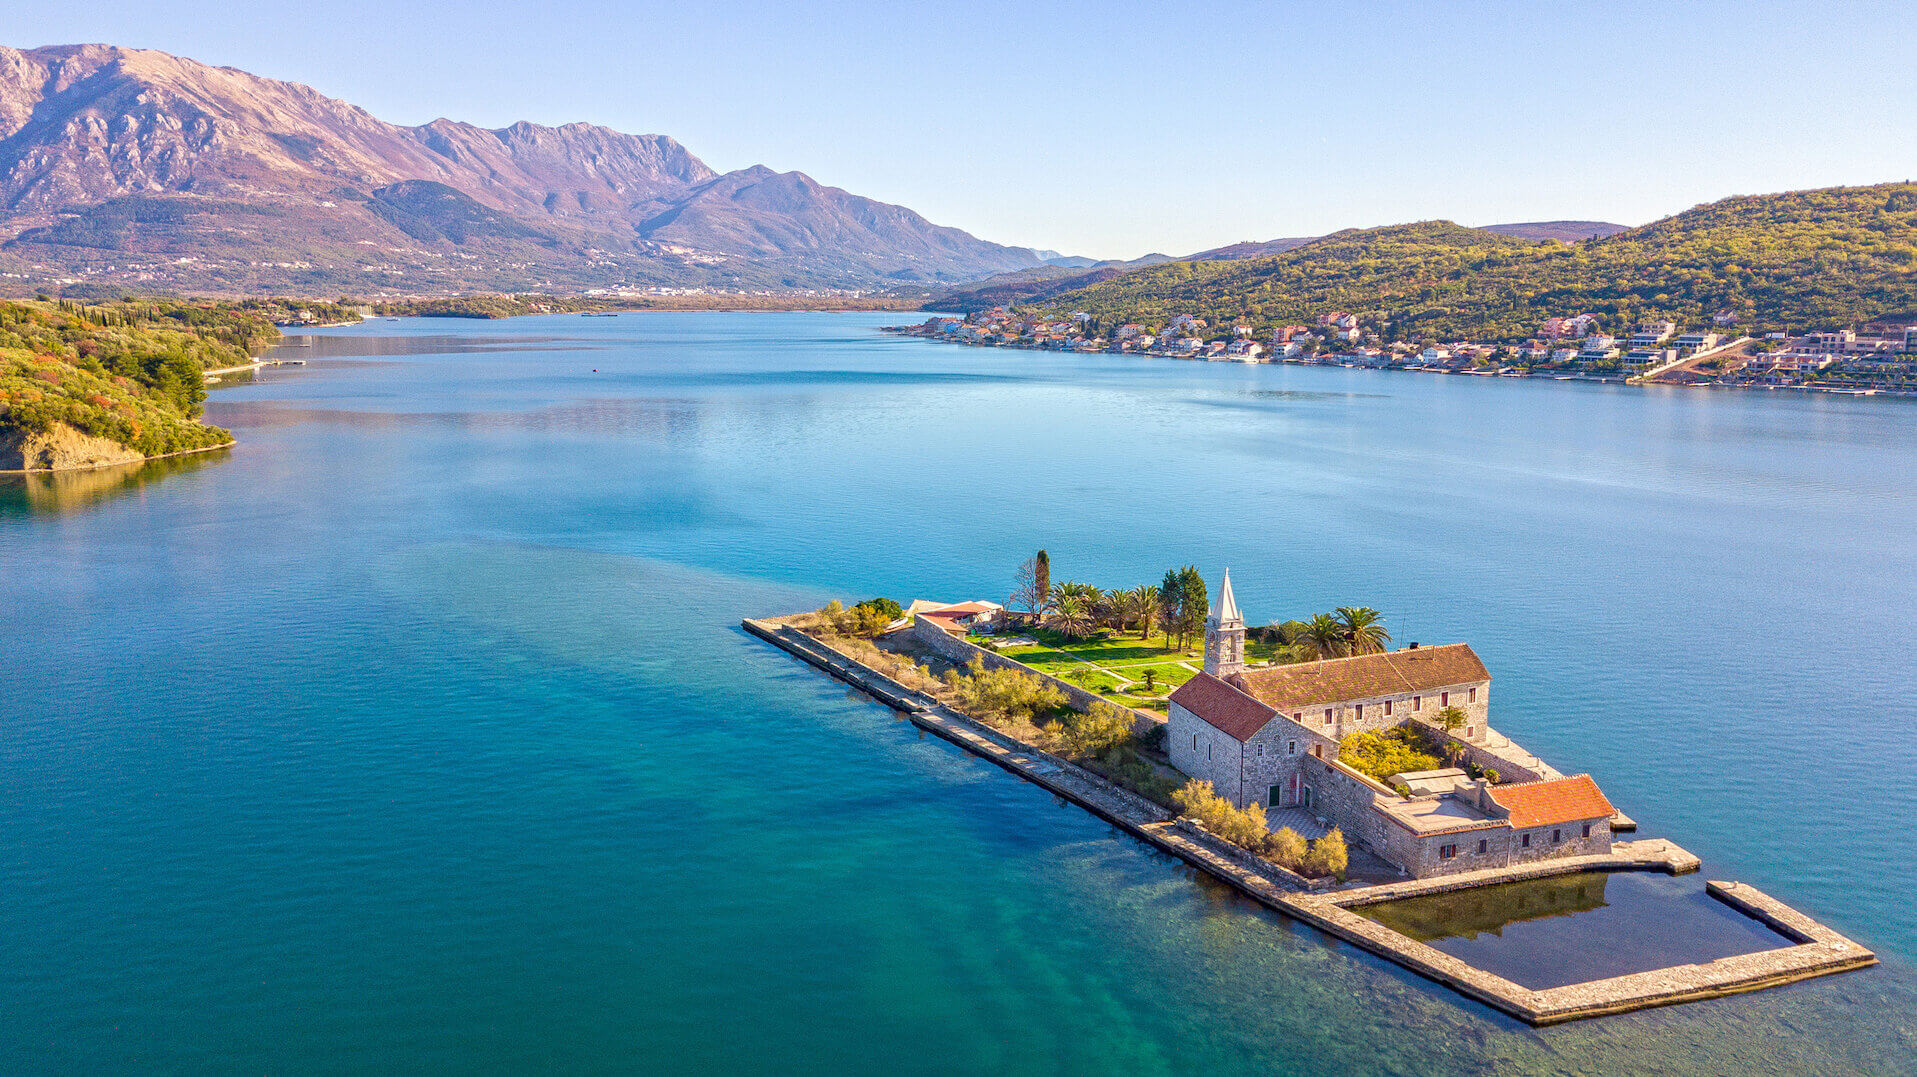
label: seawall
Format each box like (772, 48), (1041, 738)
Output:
(746, 614), (1876, 1025)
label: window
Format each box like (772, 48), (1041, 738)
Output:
(1582, 824), (1592, 838)
(1477, 839), (1488, 855)
(1413, 695), (1422, 711)
(1313, 744), (1323, 759)
(1440, 844), (1457, 860)
(1323, 709), (1333, 725)
(1521, 833), (1531, 848)
(1440, 691), (1449, 706)
(1469, 687), (1478, 703)
(1287, 740), (1297, 756)
(1268, 785), (1283, 808)
(1207, 743), (1212, 760)
(1293, 712), (1302, 722)
(1553, 829), (1562, 844)
(1384, 700), (1393, 716)
(1192, 735), (1198, 750)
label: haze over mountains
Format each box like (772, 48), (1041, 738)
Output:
(0, 44), (1047, 294)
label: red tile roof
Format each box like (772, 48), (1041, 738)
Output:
(1487, 775), (1615, 829)
(1170, 673), (1278, 741)
(922, 601), (996, 616)
(1228, 644), (1489, 712)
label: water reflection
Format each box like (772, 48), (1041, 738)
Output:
(1356, 871), (1794, 989)
(1360, 870), (1610, 942)
(276, 333), (599, 357)
(0, 448), (231, 516)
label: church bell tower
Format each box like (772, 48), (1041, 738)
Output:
(1203, 569), (1246, 676)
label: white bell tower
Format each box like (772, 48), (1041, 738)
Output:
(1203, 569), (1246, 676)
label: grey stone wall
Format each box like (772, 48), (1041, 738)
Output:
(1418, 722), (1550, 784)
(1167, 700), (1245, 801)
(1505, 819), (1612, 865)
(1266, 679), (1491, 744)
(1296, 756), (1604, 878)
(1236, 716), (1339, 810)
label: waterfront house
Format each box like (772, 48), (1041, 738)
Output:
(1627, 322), (1677, 348)
(1164, 572), (1615, 878)
(907, 600), (1004, 637)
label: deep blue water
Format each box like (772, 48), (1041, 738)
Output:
(2, 312), (1913, 1074)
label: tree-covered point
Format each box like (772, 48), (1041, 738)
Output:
(1027, 182), (1917, 342)
(0, 297), (279, 457)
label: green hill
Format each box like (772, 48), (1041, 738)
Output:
(1029, 183), (1917, 341)
(0, 299), (278, 468)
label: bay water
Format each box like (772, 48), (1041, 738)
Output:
(3, 312), (1913, 1073)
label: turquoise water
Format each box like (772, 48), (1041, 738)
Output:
(2, 312), (1913, 1073)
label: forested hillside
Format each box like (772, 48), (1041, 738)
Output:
(0, 299), (278, 463)
(1030, 184), (1917, 340)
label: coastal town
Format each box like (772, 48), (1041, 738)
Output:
(890, 307), (1917, 394)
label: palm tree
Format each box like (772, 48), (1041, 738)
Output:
(1291, 613), (1346, 662)
(1335, 606), (1391, 655)
(1130, 585), (1161, 640)
(1052, 593), (1095, 640)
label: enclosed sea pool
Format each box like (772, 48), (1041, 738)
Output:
(1353, 871), (1798, 990)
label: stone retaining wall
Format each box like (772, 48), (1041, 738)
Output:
(1171, 818), (1328, 892)
(750, 614), (1874, 1026)
(908, 617), (1159, 733)
(1417, 720), (1551, 784)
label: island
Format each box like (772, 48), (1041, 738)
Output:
(746, 557), (1875, 1024)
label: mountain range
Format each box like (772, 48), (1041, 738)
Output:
(0, 44), (1046, 295)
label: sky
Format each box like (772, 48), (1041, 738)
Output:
(7, 0), (1917, 260)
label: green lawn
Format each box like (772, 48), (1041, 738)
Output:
(996, 628), (1202, 697)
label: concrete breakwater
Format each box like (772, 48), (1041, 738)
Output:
(745, 614), (1877, 1024)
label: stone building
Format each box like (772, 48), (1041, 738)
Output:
(1166, 571), (1617, 878)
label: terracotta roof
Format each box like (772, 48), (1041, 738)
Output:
(919, 601), (998, 617)
(1228, 644), (1489, 712)
(1170, 673), (1278, 741)
(1487, 775), (1615, 829)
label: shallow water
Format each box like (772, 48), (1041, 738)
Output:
(3, 312), (1914, 1073)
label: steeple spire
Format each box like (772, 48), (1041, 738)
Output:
(1204, 568), (1247, 676)
(1216, 568), (1241, 627)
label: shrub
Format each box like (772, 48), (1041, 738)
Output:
(814, 597), (902, 639)
(1172, 779), (1270, 850)
(1088, 745), (1180, 807)
(1305, 828), (1349, 881)
(1433, 705), (1469, 732)
(942, 657), (1067, 725)
(1268, 827), (1308, 870)
(1051, 701), (1135, 757)
(1338, 726), (1442, 784)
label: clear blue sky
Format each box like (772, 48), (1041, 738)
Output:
(10, 0), (1916, 259)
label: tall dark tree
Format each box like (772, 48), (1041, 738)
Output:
(1034, 550), (1051, 609)
(1178, 566), (1209, 651)
(1159, 567), (1186, 649)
